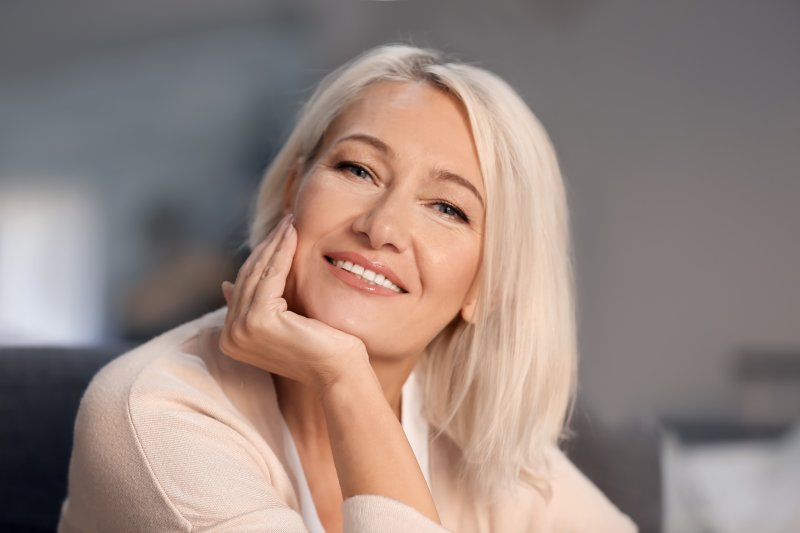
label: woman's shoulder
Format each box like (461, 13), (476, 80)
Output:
(88, 307), (228, 385)
(62, 308), (305, 531)
(71, 306), (262, 470)
(80, 307), (280, 427)
(77, 306), (287, 460)
(430, 435), (637, 532)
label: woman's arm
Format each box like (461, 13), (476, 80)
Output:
(219, 214), (440, 525)
(319, 358), (440, 522)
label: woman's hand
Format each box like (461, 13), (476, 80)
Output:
(219, 214), (368, 394)
(220, 214), (441, 525)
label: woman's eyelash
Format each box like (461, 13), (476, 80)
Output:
(335, 161), (373, 181)
(433, 201), (470, 223)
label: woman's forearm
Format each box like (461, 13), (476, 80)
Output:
(319, 359), (441, 524)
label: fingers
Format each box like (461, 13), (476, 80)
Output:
(239, 219), (283, 277)
(239, 216), (294, 312)
(226, 214), (292, 321)
(251, 220), (296, 308)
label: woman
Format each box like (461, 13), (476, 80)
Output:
(59, 45), (636, 532)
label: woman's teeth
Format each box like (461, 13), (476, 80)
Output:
(333, 259), (403, 293)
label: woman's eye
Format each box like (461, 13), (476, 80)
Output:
(433, 202), (469, 223)
(335, 162), (373, 182)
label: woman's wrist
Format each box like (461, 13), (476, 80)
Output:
(314, 342), (373, 402)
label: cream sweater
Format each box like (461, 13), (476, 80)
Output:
(58, 308), (637, 532)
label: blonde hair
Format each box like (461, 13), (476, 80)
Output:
(250, 45), (577, 497)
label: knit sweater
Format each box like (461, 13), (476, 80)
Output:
(58, 308), (636, 532)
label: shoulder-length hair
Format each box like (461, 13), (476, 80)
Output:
(249, 44), (577, 497)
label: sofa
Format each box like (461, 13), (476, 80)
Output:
(0, 346), (662, 532)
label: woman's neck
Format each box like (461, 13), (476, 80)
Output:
(274, 354), (420, 445)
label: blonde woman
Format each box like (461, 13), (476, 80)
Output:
(60, 45), (636, 532)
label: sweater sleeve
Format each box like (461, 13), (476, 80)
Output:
(343, 495), (452, 533)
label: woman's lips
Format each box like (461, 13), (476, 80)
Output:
(325, 258), (405, 296)
(325, 252), (408, 296)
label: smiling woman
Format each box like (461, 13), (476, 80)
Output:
(59, 45), (637, 532)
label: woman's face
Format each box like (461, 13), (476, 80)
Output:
(283, 81), (485, 360)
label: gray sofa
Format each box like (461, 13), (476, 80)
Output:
(0, 346), (661, 532)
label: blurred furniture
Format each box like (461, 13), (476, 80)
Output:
(661, 418), (799, 533)
(0, 347), (131, 532)
(735, 350), (800, 425)
(0, 346), (662, 532)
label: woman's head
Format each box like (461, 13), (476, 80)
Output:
(250, 44), (576, 495)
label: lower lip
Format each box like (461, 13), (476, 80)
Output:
(325, 260), (404, 296)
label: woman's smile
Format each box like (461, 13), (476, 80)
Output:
(324, 252), (407, 295)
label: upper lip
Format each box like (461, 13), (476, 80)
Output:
(325, 251), (408, 293)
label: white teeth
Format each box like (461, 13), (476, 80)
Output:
(333, 259), (403, 293)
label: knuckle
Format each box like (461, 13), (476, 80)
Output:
(262, 265), (276, 279)
(251, 259), (268, 278)
(242, 312), (261, 334)
(229, 324), (247, 345)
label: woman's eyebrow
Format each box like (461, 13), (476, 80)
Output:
(433, 169), (485, 209)
(334, 133), (393, 156)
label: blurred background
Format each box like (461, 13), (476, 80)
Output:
(1, 1), (798, 532)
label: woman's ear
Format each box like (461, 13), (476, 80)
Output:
(460, 276), (480, 324)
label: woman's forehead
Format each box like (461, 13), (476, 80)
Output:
(333, 80), (467, 133)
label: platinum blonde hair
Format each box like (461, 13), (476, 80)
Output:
(250, 44), (577, 496)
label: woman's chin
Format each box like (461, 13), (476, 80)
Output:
(286, 285), (426, 359)
(308, 307), (373, 344)
(301, 305), (407, 359)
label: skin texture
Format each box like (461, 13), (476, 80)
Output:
(219, 81), (485, 532)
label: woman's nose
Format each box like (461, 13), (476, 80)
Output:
(351, 191), (411, 252)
